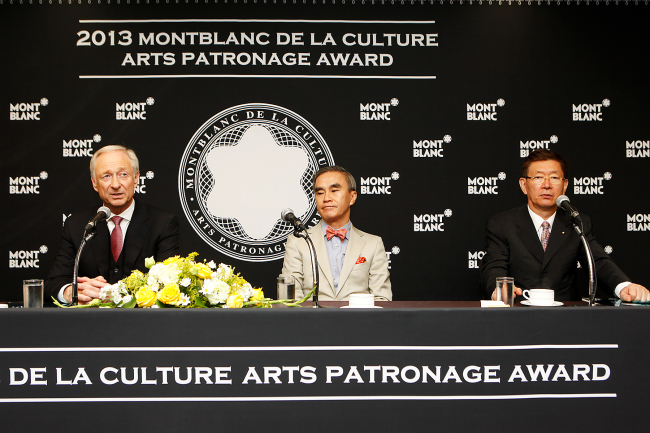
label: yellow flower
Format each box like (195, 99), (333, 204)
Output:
(226, 293), (244, 308)
(123, 270), (146, 291)
(157, 283), (181, 305)
(163, 256), (181, 266)
(250, 288), (264, 302)
(130, 270), (145, 279)
(135, 286), (156, 308)
(194, 263), (213, 279)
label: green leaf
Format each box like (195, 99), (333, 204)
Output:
(194, 296), (207, 308)
(155, 299), (174, 308)
(289, 285), (316, 305)
(120, 296), (137, 309)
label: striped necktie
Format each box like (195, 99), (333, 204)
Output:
(541, 221), (550, 251)
(111, 216), (124, 262)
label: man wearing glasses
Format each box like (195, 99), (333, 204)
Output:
(480, 149), (649, 302)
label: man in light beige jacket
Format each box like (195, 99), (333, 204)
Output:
(281, 166), (392, 301)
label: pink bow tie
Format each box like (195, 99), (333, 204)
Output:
(326, 226), (347, 241)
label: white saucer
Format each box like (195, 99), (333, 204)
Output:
(340, 306), (383, 309)
(521, 300), (564, 307)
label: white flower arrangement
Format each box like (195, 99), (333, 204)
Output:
(55, 253), (312, 309)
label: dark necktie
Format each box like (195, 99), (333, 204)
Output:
(111, 216), (124, 262)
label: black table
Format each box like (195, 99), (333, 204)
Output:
(0, 302), (647, 432)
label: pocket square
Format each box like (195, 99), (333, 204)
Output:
(355, 257), (367, 265)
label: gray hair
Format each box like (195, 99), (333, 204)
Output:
(313, 165), (356, 192)
(89, 145), (140, 180)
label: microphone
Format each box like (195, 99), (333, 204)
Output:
(85, 206), (112, 232)
(556, 195), (583, 224)
(281, 208), (307, 231)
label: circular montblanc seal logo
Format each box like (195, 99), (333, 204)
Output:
(179, 103), (334, 262)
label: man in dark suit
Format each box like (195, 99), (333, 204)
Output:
(45, 145), (179, 304)
(480, 149), (649, 302)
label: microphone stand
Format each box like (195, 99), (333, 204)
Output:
(71, 228), (97, 305)
(572, 221), (597, 307)
(292, 228), (323, 308)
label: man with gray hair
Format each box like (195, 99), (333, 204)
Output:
(45, 145), (179, 304)
(281, 165), (392, 301)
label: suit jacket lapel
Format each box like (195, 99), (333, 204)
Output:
(123, 202), (150, 271)
(89, 220), (110, 278)
(338, 225), (366, 290)
(516, 206), (545, 264)
(309, 225), (335, 292)
(542, 209), (572, 269)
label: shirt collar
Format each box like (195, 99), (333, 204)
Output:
(527, 205), (556, 231)
(112, 199), (135, 222)
(320, 219), (351, 241)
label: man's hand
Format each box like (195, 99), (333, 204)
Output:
(620, 284), (650, 303)
(63, 276), (108, 305)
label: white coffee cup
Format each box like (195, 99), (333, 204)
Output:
(348, 293), (375, 308)
(523, 288), (555, 305)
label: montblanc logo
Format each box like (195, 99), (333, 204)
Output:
(178, 103), (334, 262)
(9, 98), (48, 121)
(467, 99), (504, 121)
(135, 171), (155, 194)
(577, 245), (612, 269)
(520, 135), (558, 158)
(627, 214), (650, 231)
(359, 98), (399, 121)
(9, 245), (47, 269)
(116, 97), (155, 120)
(63, 134), (101, 157)
(468, 251), (486, 269)
(385, 246), (400, 270)
(414, 209), (452, 232)
(572, 99), (609, 121)
(360, 172), (399, 195)
(9, 171), (48, 194)
(468, 172), (506, 194)
(413, 135), (451, 158)
(626, 140), (650, 158)
(573, 172), (611, 195)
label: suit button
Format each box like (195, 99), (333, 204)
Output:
(114, 268), (119, 273)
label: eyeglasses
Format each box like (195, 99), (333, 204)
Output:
(523, 176), (565, 185)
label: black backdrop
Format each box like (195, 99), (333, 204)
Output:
(2, 1), (649, 302)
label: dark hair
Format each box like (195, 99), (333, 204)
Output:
(313, 165), (356, 192)
(521, 149), (568, 178)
